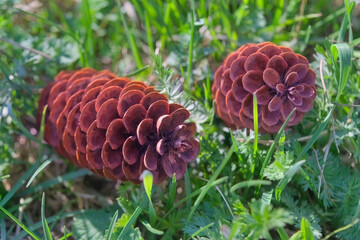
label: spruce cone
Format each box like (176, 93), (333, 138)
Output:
(212, 42), (316, 133)
(38, 68), (200, 184)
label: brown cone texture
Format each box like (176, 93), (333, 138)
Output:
(212, 42), (317, 133)
(38, 68), (200, 184)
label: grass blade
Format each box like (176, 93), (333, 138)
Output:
(186, 144), (235, 224)
(275, 160), (306, 201)
(116, 0), (143, 68)
(140, 220), (164, 235)
(230, 180), (271, 193)
(0, 206), (40, 240)
(253, 94), (259, 158)
(158, 177), (228, 228)
(26, 158), (54, 188)
(184, 0), (195, 91)
(257, 108), (296, 194)
(330, 43), (352, 102)
(105, 210), (119, 240)
(117, 198), (147, 240)
(41, 193), (53, 240)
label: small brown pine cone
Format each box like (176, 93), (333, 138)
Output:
(212, 42), (316, 133)
(38, 68), (200, 184)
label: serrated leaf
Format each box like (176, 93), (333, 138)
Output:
(72, 209), (113, 240)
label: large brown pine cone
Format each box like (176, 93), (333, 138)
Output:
(212, 42), (316, 133)
(38, 68), (200, 184)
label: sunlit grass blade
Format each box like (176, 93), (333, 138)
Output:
(125, 65), (150, 77)
(167, 173), (177, 209)
(296, 107), (334, 162)
(141, 170), (156, 226)
(117, 198), (147, 240)
(275, 160), (306, 201)
(41, 193), (53, 240)
(26, 158), (54, 188)
(322, 218), (360, 240)
(140, 220), (164, 235)
(186, 144), (235, 224)
(277, 227), (289, 240)
(330, 43), (352, 102)
(105, 210), (119, 240)
(0, 206), (40, 240)
(253, 94), (258, 156)
(158, 177), (228, 228)
(20, 169), (90, 197)
(15, 210), (83, 240)
(191, 222), (214, 238)
(257, 108), (296, 194)
(300, 218), (314, 240)
(230, 180), (271, 193)
(0, 161), (40, 207)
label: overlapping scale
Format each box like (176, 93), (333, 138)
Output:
(212, 42), (316, 133)
(38, 68), (199, 184)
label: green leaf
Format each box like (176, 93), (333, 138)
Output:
(41, 193), (53, 240)
(277, 227), (290, 240)
(105, 211), (119, 240)
(26, 158), (54, 188)
(140, 220), (164, 235)
(275, 160), (306, 201)
(0, 206), (40, 240)
(300, 218), (314, 240)
(187, 144), (235, 224)
(73, 209), (113, 240)
(142, 170), (153, 203)
(230, 180), (271, 193)
(330, 43), (352, 101)
(117, 199), (147, 240)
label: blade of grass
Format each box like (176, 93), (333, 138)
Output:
(157, 176), (228, 228)
(140, 220), (164, 235)
(41, 193), (52, 240)
(19, 169), (90, 197)
(184, 167), (191, 209)
(142, 170), (156, 227)
(256, 108), (296, 194)
(277, 227), (289, 240)
(167, 173), (177, 209)
(322, 218), (360, 240)
(191, 222), (214, 238)
(1, 218), (6, 240)
(253, 94), (259, 157)
(105, 210), (119, 240)
(125, 65), (150, 77)
(0, 161), (40, 207)
(296, 107), (334, 162)
(275, 160), (306, 200)
(230, 180), (271, 193)
(26, 158), (54, 188)
(186, 144), (235, 224)
(117, 198), (147, 240)
(116, 0), (143, 68)
(184, 0), (195, 91)
(14, 210), (83, 240)
(330, 43), (352, 102)
(0, 206), (40, 240)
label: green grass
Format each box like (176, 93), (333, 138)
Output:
(1, 0), (360, 239)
